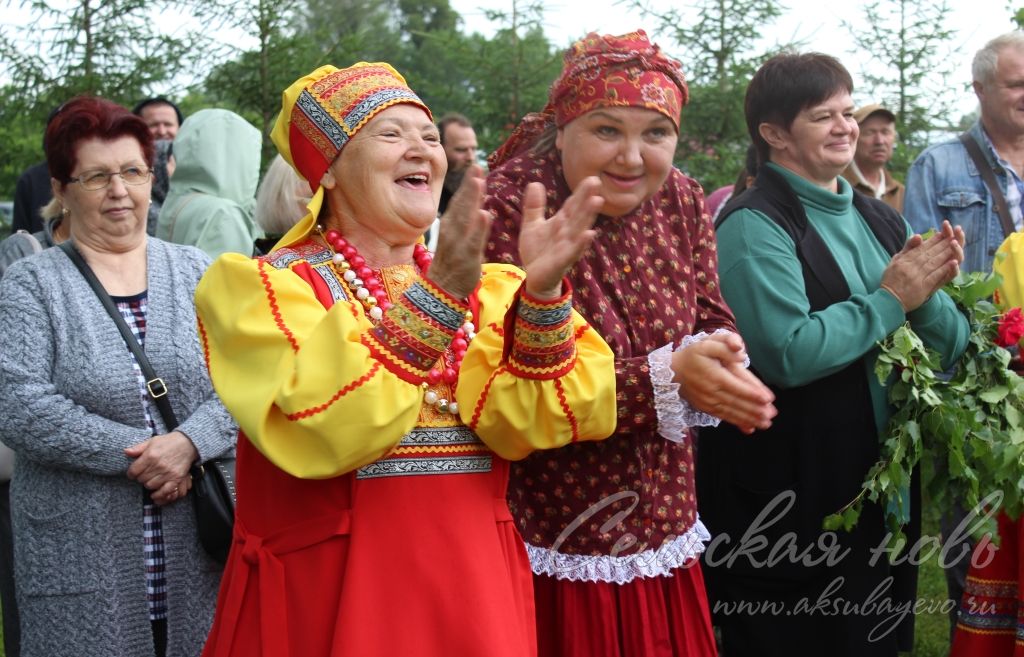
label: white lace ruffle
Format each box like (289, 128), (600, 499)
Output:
(650, 329), (749, 441)
(648, 343), (690, 443)
(525, 517), (712, 584)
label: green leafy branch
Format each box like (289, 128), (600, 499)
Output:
(824, 272), (1024, 543)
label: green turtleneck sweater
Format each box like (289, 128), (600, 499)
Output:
(716, 162), (970, 431)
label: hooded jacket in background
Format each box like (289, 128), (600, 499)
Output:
(157, 109), (261, 258)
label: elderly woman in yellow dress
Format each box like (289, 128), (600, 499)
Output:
(196, 63), (617, 657)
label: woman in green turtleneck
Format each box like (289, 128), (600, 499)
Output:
(697, 53), (970, 657)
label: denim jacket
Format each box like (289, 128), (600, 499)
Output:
(904, 121), (1009, 273)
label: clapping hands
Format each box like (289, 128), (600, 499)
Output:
(518, 177), (604, 300)
(880, 220), (964, 312)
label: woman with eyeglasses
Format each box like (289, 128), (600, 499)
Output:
(0, 96), (236, 657)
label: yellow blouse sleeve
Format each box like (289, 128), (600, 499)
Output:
(456, 264), (617, 460)
(195, 254), (426, 478)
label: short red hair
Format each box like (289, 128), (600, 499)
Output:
(45, 96), (155, 186)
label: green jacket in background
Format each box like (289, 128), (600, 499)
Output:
(157, 109), (261, 259)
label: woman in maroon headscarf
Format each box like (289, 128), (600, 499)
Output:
(484, 30), (777, 657)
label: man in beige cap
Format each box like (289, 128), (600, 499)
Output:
(842, 103), (904, 212)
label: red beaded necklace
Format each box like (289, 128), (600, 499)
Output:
(319, 225), (475, 415)
(322, 226), (433, 321)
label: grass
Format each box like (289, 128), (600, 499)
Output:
(910, 541), (953, 657)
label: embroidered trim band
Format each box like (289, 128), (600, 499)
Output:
(507, 286), (576, 380)
(356, 426), (492, 479)
(363, 279), (468, 384)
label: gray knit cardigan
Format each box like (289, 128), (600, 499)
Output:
(0, 238), (237, 657)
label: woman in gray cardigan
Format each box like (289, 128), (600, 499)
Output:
(0, 97), (236, 657)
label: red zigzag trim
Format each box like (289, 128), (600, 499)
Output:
(258, 259), (300, 353)
(196, 316), (212, 371)
(285, 362), (382, 421)
(469, 366), (505, 431)
(554, 378), (580, 443)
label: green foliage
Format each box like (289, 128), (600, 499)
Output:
(675, 82), (750, 192)
(843, 0), (960, 179)
(0, 0), (214, 196)
(824, 272), (1024, 547)
(630, 0), (790, 191)
(193, 0), (309, 167)
(389, 0), (560, 154)
(197, 0), (560, 166)
(457, 23), (562, 152)
(0, 84), (48, 199)
(1, 0), (209, 104)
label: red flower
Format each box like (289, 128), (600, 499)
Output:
(996, 307), (1024, 347)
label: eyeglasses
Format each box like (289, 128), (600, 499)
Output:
(68, 166), (152, 191)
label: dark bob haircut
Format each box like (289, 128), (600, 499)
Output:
(45, 96), (155, 186)
(745, 52), (854, 165)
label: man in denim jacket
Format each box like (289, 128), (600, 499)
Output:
(906, 32), (1024, 273)
(904, 31), (1024, 636)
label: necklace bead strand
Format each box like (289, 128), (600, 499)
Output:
(318, 225), (474, 416)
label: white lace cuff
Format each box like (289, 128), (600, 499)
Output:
(649, 342), (691, 443)
(650, 329), (748, 442)
(525, 517), (711, 584)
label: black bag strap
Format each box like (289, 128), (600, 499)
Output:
(58, 241), (179, 429)
(959, 132), (1016, 238)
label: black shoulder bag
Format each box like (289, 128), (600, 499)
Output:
(59, 241), (236, 564)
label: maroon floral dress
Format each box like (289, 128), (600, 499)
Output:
(485, 148), (734, 657)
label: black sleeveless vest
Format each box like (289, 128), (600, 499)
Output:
(696, 165), (910, 577)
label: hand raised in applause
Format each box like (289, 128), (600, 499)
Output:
(518, 177), (604, 300)
(671, 332), (777, 434)
(879, 220), (964, 312)
(429, 165), (492, 300)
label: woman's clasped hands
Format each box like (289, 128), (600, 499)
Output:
(125, 431), (199, 506)
(671, 332), (777, 435)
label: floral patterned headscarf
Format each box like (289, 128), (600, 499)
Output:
(489, 29), (688, 169)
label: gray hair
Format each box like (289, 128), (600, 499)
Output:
(255, 155), (311, 237)
(973, 32), (1024, 84)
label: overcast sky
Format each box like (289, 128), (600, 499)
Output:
(5, 0), (1016, 119)
(451, 0), (1017, 117)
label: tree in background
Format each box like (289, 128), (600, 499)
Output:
(0, 0), (559, 197)
(843, 0), (961, 176)
(631, 0), (787, 192)
(0, 0), (209, 194)
(459, 1), (563, 153)
(200, 0), (476, 166)
(195, 0), (309, 164)
(390, 0), (561, 157)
